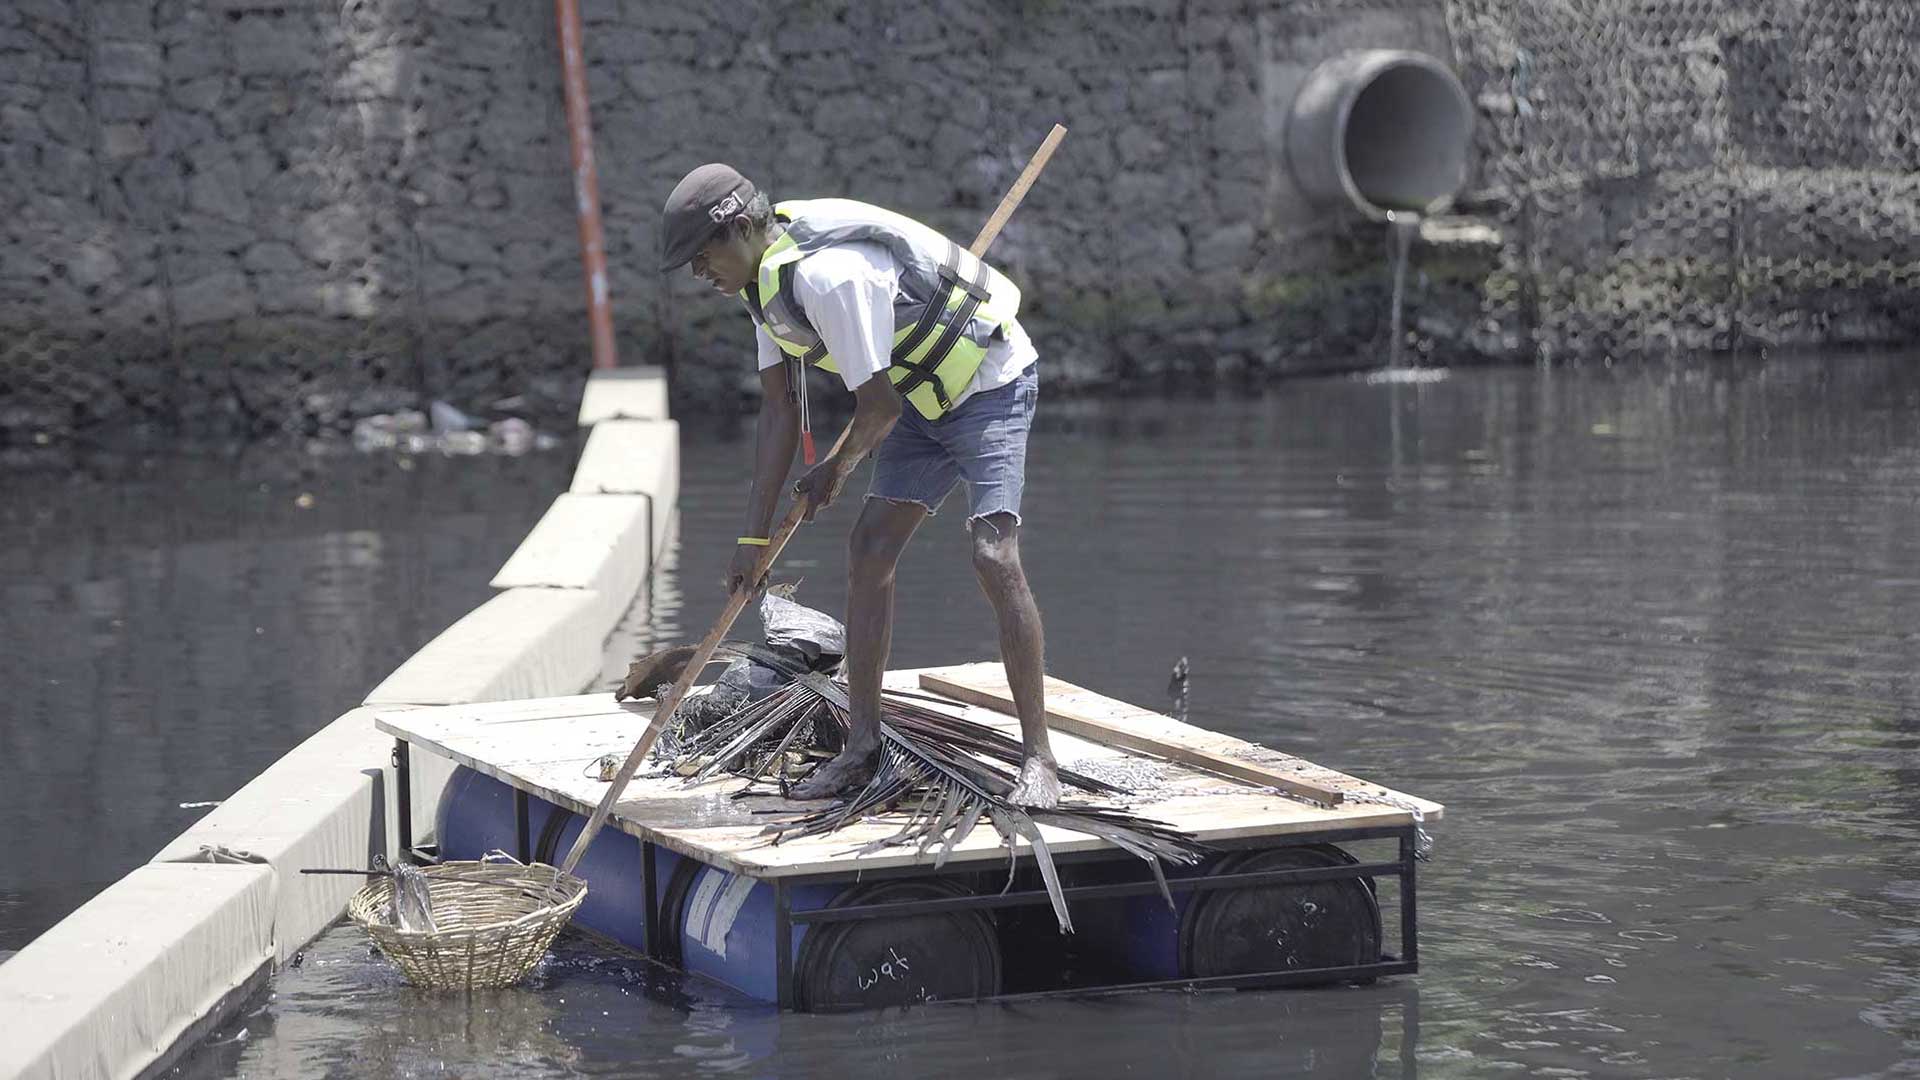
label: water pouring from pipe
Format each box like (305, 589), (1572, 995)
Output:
(1284, 49), (1473, 380)
(1385, 209), (1420, 371)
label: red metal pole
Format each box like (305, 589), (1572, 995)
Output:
(555, 0), (617, 371)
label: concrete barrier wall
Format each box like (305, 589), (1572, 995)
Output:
(0, 371), (675, 1080)
(149, 706), (396, 966)
(0, 863), (274, 1080)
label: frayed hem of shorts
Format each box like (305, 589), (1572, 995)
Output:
(966, 510), (1022, 536)
(865, 493), (938, 515)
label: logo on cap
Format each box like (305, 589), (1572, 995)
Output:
(707, 190), (746, 223)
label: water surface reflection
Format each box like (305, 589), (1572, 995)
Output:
(0, 443), (576, 950)
(86, 356), (1920, 1076)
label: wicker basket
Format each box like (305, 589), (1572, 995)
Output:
(348, 860), (588, 990)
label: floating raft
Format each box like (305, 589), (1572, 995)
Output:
(376, 663), (1443, 1010)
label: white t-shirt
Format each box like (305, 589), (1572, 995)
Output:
(754, 240), (1036, 410)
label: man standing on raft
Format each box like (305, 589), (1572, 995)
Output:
(659, 163), (1059, 807)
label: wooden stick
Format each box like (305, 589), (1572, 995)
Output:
(918, 671), (1347, 807)
(969, 123), (1065, 258)
(560, 125), (1069, 876)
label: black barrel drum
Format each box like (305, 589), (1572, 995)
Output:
(1071, 844), (1382, 983)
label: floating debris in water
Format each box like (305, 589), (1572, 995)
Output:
(1363, 367), (1449, 385)
(350, 406), (556, 456)
(429, 399), (479, 433)
(203, 1026), (248, 1048)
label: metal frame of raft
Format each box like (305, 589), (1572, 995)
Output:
(379, 664), (1440, 1010)
(395, 756), (1418, 1007)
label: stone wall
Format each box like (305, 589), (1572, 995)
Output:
(1447, 0), (1920, 359)
(0, 0), (1464, 436)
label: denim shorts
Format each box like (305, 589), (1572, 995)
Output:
(867, 367), (1037, 525)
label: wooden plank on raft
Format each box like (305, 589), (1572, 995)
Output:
(376, 666), (1442, 879)
(919, 667), (1347, 807)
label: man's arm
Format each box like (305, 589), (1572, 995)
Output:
(793, 374), (901, 521)
(787, 245), (904, 520)
(743, 358), (800, 538)
(727, 355), (800, 594)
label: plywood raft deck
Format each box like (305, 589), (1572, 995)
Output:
(374, 663), (1443, 879)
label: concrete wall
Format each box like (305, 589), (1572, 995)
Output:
(0, 373), (674, 1080)
(0, 0), (1464, 437)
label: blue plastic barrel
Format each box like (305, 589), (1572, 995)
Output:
(669, 863), (833, 1002)
(436, 766), (1004, 1007)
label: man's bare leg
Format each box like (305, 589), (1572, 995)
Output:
(970, 512), (1058, 807)
(789, 497), (927, 799)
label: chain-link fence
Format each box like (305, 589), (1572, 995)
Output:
(1444, 0), (1920, 360)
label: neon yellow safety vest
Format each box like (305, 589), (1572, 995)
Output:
(738, 199), (1021, 420)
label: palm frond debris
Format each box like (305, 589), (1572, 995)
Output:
(663, 673), (1208, 932)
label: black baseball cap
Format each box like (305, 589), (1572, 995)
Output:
(660, 163), (758, 272)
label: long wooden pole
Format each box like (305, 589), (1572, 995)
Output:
(561, 125), (1068, 876)
(918, 671), (1346, 807)
(973, 124), (1065, 257)
(554, 0), (617, 372)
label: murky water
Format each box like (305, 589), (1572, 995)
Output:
(12, 357), (1920, 1077)
(0, 441), (578, 953)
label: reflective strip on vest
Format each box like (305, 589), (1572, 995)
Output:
(738, 200), (1018, 420)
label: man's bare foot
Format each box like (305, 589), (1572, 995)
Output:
(1008, 754), (1060, 808)
(789, 745), (880, 800)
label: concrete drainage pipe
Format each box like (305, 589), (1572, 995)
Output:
(1286, 49), (1475, 221)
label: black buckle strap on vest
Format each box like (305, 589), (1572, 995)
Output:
(888, 240), (970, 370)
(889, 241), (991, 412)
(938, 240), (992, 302)
(761, 237), (991, 417)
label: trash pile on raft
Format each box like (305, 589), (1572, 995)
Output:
(616, 589), (1208, 931)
